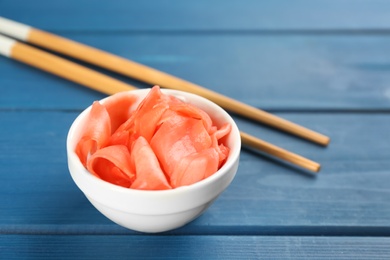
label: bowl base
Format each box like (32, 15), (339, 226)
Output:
(87, 196), (215, 233)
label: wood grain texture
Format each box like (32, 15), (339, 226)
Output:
(1, 0), (390, 31)
(0, 111), (389, 235)
(1, 235), (390, 259)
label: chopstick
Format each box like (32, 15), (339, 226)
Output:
(0, 16), (330, 146)
(0, 35), (136, 94)
(240, 132), (320, 172)
(0, 34), (321, 172)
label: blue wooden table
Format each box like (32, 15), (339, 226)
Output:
(1, 1), (390, 258)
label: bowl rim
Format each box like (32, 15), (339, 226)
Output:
(66, 88), (241, 196)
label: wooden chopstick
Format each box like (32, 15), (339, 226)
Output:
(240, 132), (320, 172)
(0, 34), (321, 172)
(0, 16), (330, 146)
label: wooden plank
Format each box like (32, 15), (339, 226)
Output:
(1, 235), (390, 259)
(1, 0), (390, 31)
(1, 111), (389, 235)
(2, 34), (390, 110)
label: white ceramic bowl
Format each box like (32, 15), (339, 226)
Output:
(66, 89), (241, 233)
